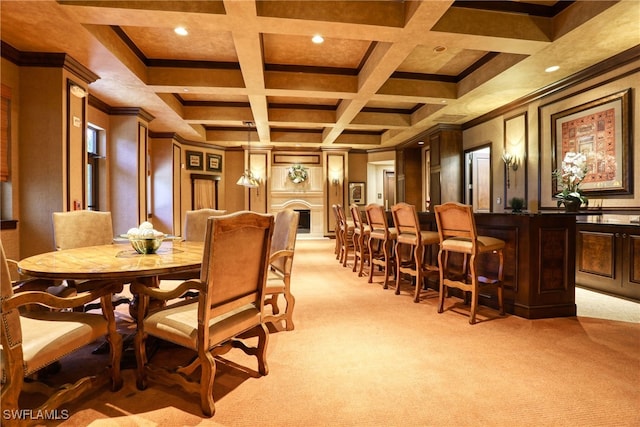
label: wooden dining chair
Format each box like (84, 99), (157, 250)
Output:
(350, 204), (370, 277)
(132, 211), (274, 417)
(365, 203), (397, 289)
(52, 210), (129, 311)
(0, 242), (123, 424)
(183, 208), (227, 241)
(391, 203), (440, 302)
(434, 202), (505, 324)
(264, 209), (300, 331)
(159, 209), (228, 287)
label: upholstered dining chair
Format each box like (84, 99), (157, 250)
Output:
(183, 208), (227, 242)
(131, 211), (274, 417)
(350, 204), (370, 277)
(52, 210), (129, 311)
(434, 202), (505, 324)
(391, 203), (440, 303)
(0, 242), (123, 424)
(264, 209), (300, 331)
(159, 209), (228, 287)
(365, 203), (397, 289)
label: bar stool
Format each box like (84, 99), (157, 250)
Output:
(350, 204), (370, 277)
(434, 202), (505, 324)
(331, 204), (342, 260)
(391, 203), (440, 303)
(365, 203), (397, 289)
(335, 204), (354, 267)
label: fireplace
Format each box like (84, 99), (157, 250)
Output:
(294, 209), (311, 234)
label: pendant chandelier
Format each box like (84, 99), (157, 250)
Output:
(236, 121), (260, 188)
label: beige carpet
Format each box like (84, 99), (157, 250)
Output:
(24, 239), (640, 426)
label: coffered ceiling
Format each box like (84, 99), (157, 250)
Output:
(1, 1), (639, 149)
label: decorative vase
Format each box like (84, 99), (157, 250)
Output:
(563, 200), (581, 213)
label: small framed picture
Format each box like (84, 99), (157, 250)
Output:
(186, 150), (203, 170)
(206, 153), (222, 172)
(349, 182), (365, 205)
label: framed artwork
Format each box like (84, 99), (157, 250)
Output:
(349, 182), (365, 206)
(186, 150), (203, 170)
(551, 89), (631, 196)
(206, 153), (222, 172)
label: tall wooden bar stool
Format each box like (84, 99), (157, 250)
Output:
(365, 204), (397, 289)
(331, 204), (342, 260)
(391, 203), (440, 303)
(350, 204), (370, 276)
(434, 202), (505, 324)
(335, 204), (354, 267)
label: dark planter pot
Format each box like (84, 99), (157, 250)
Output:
(563, 200), (582, 213)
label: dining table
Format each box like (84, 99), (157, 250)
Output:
(17, 239), (205, 317)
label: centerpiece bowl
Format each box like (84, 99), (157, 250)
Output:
(129, 236), (164, 254)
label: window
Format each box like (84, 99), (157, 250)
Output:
(86, 126), (100, 210)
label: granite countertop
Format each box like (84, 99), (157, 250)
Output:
(577, 214), (640, 226)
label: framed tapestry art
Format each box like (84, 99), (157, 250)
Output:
(186, 150), (203, 171)
(551, 89), (631, 196)
(206, 153), (222, 172)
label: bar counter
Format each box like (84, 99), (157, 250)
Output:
(417, 211), (578, 319)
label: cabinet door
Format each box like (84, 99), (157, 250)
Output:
(622, 232), (640, 299)
(576, 228), (620, 292)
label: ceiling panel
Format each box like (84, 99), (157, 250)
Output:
(0, 0), (637, 149)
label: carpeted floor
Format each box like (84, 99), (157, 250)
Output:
(22, 239), (640, 426)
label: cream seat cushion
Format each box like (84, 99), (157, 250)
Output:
(396, 230), (439, 246)
(441, 236), (505, 254)
(3, 312), (107, 378)
(143, 302), (261, 350)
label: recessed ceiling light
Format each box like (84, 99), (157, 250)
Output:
(433, 46), (446, 53)
(418, 140), (425, 145)
(440, 100), (447, 104)
(545, 65), (560, 73)
(183, 88), (189, 92)
(174, 27), (188, 36)
(312, 34), (324, 44)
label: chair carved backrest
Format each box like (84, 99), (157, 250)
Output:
(336, 204), (348, 231)
(434, 202), (477, 253)
(183, 209), (227, 242)
(52, 210), (114, 250)
(365, 203), (390, 238)
(270, 209), (300, 275)
(350, 204), (366, 232)
(199, 211), (274, 321)
(391, 202), (421, 242)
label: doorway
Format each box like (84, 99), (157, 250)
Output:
(464, 146), (491, 212)
(383, 170), (395, 210)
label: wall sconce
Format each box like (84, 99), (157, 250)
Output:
(331, 178), (340, 196)
(502, 151), (519, 188)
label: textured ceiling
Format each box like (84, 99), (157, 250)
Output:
(1, 0), (639, 149)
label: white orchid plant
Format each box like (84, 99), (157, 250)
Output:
(552, 151), (589, 207)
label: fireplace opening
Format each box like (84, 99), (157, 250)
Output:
(294, 209), (311, 234)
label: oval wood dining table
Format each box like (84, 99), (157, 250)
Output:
(18, 240), (204, 281)
(18, 239), (205, 317)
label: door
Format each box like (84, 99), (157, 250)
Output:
(465, 147), (491, 212)
(383, 170), (395, 210)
